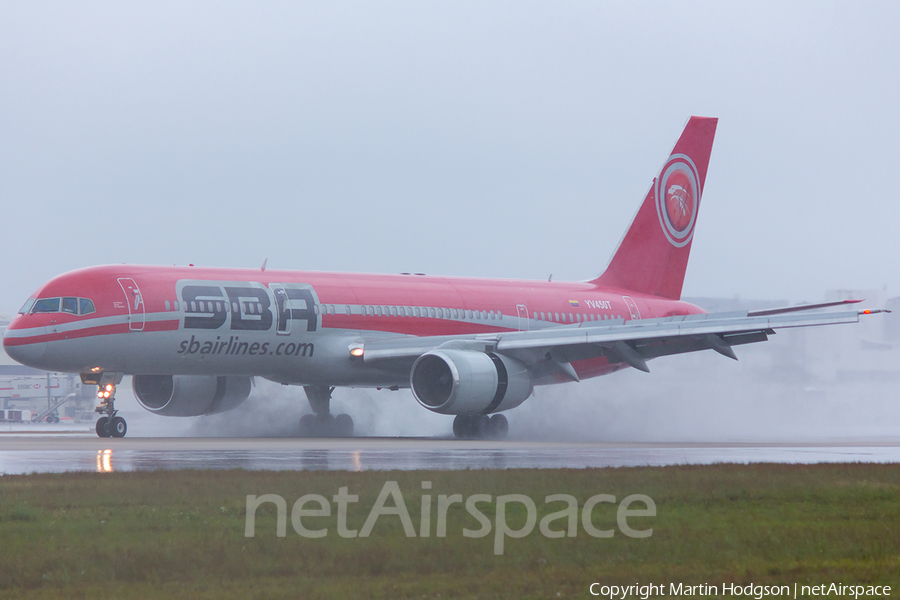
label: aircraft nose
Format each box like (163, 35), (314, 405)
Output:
(2, 335), (47, 368)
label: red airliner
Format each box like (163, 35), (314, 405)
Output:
(2, 117), (879, 438)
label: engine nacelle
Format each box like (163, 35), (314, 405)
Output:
(410, 350), (532, 415)
(132, 375), (252, 417)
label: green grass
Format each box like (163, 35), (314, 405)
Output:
(0, 464), (898, 599)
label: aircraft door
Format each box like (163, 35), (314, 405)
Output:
(622, 296), (641, 321)
(271, 284), (291, 335)
(118, 278), (145, 331)
(517, 304), (529, 331)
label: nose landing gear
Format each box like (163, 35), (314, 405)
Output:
(95, 384), (127, 438)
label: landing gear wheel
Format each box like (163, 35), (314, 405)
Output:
(473, 415), (492, 439)
(315, 412), (335, 433)
(452, 414), (509, 439)
(96, 417), (110, 438)
(300, 386), (355, 438)
(452, 415), (466, 439)
(299, 413), (316, 437)
(453, 415), (477, 439)
(110, 417), (127, 438)
(452, 415), (482, 439)
(299, 412), (354, 437)
(489, 414), (509, 440)
(334, 414), (354, 437)
(94, 381), (125, 438)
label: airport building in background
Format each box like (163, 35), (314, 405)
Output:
(0, 312), (96, 422)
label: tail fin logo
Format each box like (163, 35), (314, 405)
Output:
(656, 153), (701, 247)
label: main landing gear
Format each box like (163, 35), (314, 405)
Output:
(95, 384), (127, 438)
(299, 386), (354, 437)
(452, 413), (508, 440)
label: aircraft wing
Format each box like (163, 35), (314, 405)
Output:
(361, 307), (885, 377)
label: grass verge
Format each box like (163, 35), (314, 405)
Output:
(0, 463), (898, 599)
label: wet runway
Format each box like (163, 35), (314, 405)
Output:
(1, 433), (899, 474)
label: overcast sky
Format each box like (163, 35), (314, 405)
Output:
(2, 2), (899, 313)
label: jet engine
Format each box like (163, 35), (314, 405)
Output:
(410, 350), (532, 415)
(132, 375), (252, 417)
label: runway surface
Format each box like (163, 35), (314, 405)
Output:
(2, 432), (900, 474)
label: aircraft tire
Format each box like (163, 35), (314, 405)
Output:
(334, 414), (354, 437)
(95, 417), (110, 438)
(489, 414), (508, 440)
(452, 415), (467, 439)
(315, 412), (335, 435)
(473, 415), (492, 439)
(111, 417), (127, 438)
(299, 414), (316, 437)
(452, 415), (494, 440)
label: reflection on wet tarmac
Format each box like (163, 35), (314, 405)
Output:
(0, 437), (898, 475)
(96, 449), (113, 473)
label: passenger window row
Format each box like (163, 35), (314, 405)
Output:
(360, 305), (502, 321)
(156, 300), (621, 325)
(533, 311), (620, 323)
(315, 304), (351, 316)
(164, 300), (266, 314)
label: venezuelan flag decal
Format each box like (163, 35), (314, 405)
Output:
(568, 300), (580, 307)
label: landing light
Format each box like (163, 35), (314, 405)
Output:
(349, 346), (364, 358)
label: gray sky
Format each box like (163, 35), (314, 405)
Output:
(2, 1), (899, 312)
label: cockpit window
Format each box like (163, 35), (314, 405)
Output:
(32, 298), (61, 313)
(27, 297), (96, 316)
(80, 298), (96, 315)
(61, 297), (78, 314)
(19, 298), (35, 314)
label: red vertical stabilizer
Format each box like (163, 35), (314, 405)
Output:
(591, 116), (718, 299)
